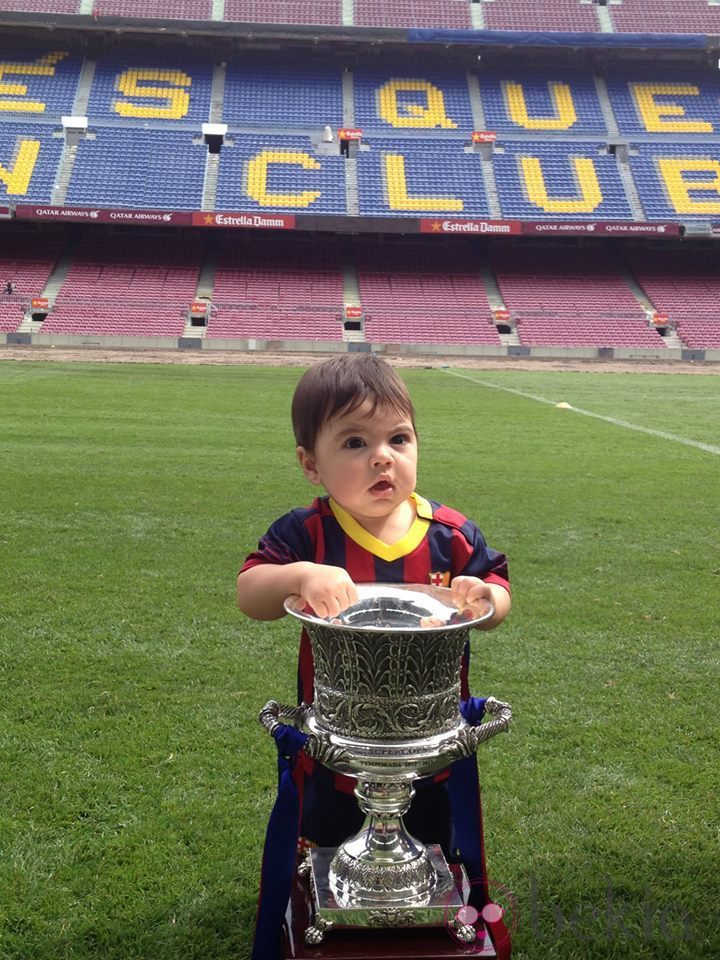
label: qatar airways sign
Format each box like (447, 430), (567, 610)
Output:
(521, 221), (681, 237)
(15, 205), (192, 225)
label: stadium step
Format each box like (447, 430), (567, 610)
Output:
(345, 157), (360, 217)
(196, 253), (216, 301)
(209, 63), (226, 123)
(595, 2), (615, 33)
(593, 74), (620, 138)
(51, 143), (79, 207)
(41, 247), (77, 304)
(469, 2), (485, 29)
(72, 58), (96, 116)
(616, 154), (646, 220)
(202, 153), (221, 211)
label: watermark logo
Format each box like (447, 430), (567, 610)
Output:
(445, 879), (518, 951)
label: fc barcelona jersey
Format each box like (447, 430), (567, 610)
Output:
(241, 493), (509, 704)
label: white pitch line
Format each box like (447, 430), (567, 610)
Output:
(441, 368), (720, 457)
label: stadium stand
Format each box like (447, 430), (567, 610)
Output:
(93, 0), (213, 18)
(490, 245), (667, 348)
(608, 0), (720, 35)
(357, 139), (490, 218)
(0, 230), (63, 332)
(0, 15), (718, 359)
(480, 70), (608, 136)
(354, 0), (471, 30)
(0, 1), (79, 12)
(356, 241), (501, 345)
(66, 129), (207, 210)
(224, 0), (342, 25)
(85, 58), (214, 124)
(215, 134), (347, 214)
(39, 233), (202, 337)
(493, 142), (633, 220)
(630, 145), (720, 221)
(0, 123), (64, 203)
(0, 50), (82, 115)
(480, 0), (601, 32)
(628, 246), (720, 349)
(604, 68), (719, 138)
(207, 236), (344, 340)
(353, 70), (474, 132)
(223, 63), (344, 128)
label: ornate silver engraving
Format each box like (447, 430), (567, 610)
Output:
(367, 908), (417, 928)
(259, 585), (513, 940)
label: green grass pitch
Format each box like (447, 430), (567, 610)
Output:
(1, 359), (718, 960)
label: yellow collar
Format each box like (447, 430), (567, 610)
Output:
(328, 493), (432, 562)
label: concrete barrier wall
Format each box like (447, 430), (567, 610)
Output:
(1, 332), (718, 364)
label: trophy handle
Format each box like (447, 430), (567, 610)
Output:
(441, 696), (513, 761)
(470, 696), (512, 744)
(259, 699), (311, 736)
(258, 699), (353, 767)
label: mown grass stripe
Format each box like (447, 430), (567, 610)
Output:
(441, 367), (720, 457)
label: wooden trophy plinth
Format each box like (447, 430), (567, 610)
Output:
(282, 856), (500, 959)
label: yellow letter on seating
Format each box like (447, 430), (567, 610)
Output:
(377, 79), (457, 129)
(631, 83), (712, 133)
(521, 156), (602, 213)
(114, 69), (192, 119)
(245, 151), (322, 207)
(0, 52), (67, 113)
(504, 81), (577, 130)
(0, 140), (41, 195)
(658, 158), (720, 214)
(384, 154), (463, 211)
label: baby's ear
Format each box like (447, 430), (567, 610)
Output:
(296, 446), (321, 485)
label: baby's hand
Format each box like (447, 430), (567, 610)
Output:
(450, 576), (493, 619)
(297, 564), (358, 619)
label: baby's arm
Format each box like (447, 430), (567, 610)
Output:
(237, 562), (358, 621)
(450, 576), (511, 630)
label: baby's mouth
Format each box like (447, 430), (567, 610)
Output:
(371, 479), (393, 493)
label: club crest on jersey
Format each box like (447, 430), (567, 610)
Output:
(429, 571), (450, 587)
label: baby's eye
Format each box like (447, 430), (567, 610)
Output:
(344, 436), (365, 449)
(391, 433), (411, 445)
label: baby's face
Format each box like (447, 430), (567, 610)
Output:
(297, 398), (417, 529)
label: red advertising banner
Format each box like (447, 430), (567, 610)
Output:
(420, 219), (522, 236)
(14, 205), (193, 225)
(31, 297), (49, 309)
(472, 131), (497, 143)
(521, 221), (681, 237)
(338, 128), (363, 140)
(191, 212), (296, 230)
(344, 306), (363, 319)
(493, 309), (510, 322)
(652, 313), (670, 325)
(190, 301), (208, 314)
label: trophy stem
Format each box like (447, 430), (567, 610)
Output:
(329, 780), (437, 907)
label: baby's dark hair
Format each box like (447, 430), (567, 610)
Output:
(291, 354), (416, 451)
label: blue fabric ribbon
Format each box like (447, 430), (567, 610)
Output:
(251, 723), (308, 960)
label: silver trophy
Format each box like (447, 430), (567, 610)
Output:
(259, 583), (512, 946)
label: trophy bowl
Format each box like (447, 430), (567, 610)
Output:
(259, 583), (512, 944)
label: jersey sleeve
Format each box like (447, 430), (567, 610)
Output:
(239, 508), (315, 574)
(455, 519), (510, 593)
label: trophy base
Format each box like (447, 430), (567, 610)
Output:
(283, 847), (497, 956)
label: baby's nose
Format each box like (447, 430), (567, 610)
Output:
(371, 444), (393, 465)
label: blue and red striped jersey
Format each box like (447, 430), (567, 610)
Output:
(241, 493), (509, 704)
